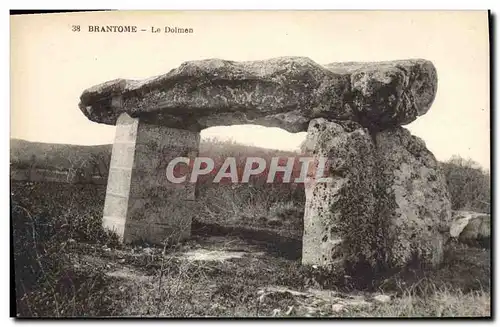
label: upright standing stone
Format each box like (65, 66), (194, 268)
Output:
(103, 113), (139, 239)
(301, 119), (379, 268)
(375, 127), (451, 267)
(103, 112), (199, 244)
(301, 120), (451, 271)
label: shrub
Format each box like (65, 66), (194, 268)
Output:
(440, 156), (490, 213)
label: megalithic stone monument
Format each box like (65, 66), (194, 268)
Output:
(79, 56), (451, 270)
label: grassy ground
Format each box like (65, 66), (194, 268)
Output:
(11, 181), (491, 318)
(16, 235), (490, 317)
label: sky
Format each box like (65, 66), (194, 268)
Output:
(10, 11), (490, 169)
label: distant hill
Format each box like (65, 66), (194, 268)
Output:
(10, 139), (112, 175)
(10, 138), (299, 175)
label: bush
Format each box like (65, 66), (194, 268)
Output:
(11, 181), (119, 316)
(440, 156), (490, 213)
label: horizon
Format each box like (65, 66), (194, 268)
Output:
(10, 11), (490, 170)
(9, 127), (490, 172)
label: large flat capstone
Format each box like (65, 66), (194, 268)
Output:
(79, 57), (437, 132)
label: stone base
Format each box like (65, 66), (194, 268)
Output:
(103, 113), (199, 244)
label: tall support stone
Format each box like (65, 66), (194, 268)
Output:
(103, 112), (199, 244)
(102, 113), (139, 239)
(301, 120), (452, 270)
(301, 119), (379, 268)
(375, 127), (451, 267)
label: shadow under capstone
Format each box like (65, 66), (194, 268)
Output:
(191, 220), (302, 260)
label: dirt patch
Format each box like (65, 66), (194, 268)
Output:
(181, 249), (262, 262)
(106, 267), (152, 282)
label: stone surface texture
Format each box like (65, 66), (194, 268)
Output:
(374, 127), (452, 267)
(103, 112), (199, 244)
(301, 119), (379, 267)
(79, 57), (437, 132)
(301, 120), (451, 269)
(102, 113), (139, 239)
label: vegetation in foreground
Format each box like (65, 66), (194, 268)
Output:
(11, 181), (490, 318)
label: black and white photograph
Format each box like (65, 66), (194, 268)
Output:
(9, 9), (491, 318)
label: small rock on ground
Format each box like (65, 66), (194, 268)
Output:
(331, 304), (345, 312)
(373, 294), (392, 304)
